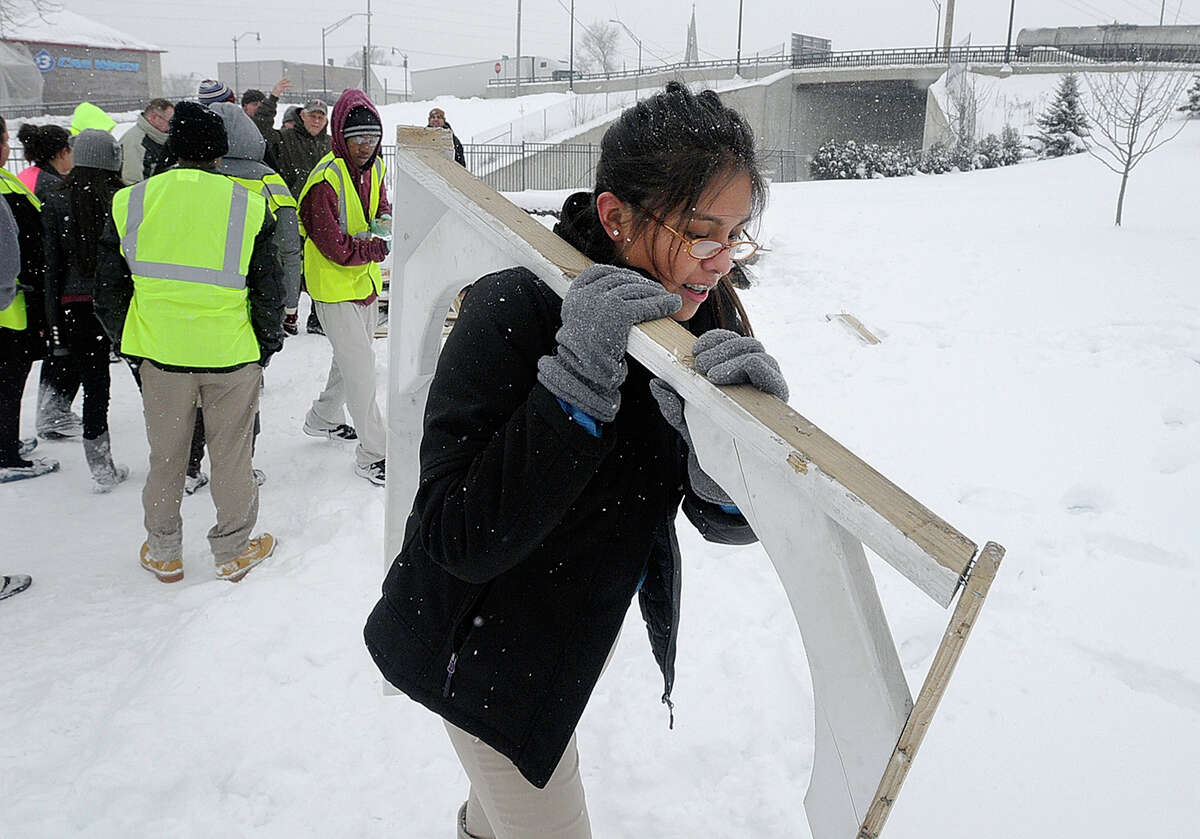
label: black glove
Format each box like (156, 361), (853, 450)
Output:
(537, 264), (680, 423)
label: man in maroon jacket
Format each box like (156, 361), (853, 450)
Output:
(297, 90), (391, 485)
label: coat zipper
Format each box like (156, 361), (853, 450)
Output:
(441, 584), (491, 698)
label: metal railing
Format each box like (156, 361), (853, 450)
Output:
(0, 98), (146, 119)
(488, 42), (1200, 86)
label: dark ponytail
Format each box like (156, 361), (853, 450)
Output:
(17, 123), (70, 169)
(568, 81), (766, 335)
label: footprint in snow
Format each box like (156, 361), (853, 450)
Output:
(1084, 532), (1191, 570)
(1075, 643), (1200, 715)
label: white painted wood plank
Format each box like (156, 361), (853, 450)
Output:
(389, 143), (974, 605)
(687, 407), (913, 838)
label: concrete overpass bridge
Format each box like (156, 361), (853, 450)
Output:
(474, 46), (1199, 186)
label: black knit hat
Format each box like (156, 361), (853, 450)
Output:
(342, 105), (382, 142)
(168, 101), (228, 162)
(241, 88), (266, 106)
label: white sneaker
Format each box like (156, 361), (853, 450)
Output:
(184, 471), (210, 495)
(354, 459), (385, 486)
(303, 420), (358, 440)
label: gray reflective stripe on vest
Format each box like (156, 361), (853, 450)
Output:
(308, 159), (348, 234)
(262, 179), (293, 203)
(121, 179), (251, 290)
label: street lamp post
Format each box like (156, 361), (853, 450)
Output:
(232, 31), (260, 96)
(1004, 0), (1016, 67)
(736, 0), (744, 76)
(931, 0), (941, 53)
(322, 13), (367, 101)
(609, 18), (642, 100)
(569, 0), (574, 92)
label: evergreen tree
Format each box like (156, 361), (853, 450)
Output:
(1034, 74), (1090, 158)
(1179, 75), (1200, 116)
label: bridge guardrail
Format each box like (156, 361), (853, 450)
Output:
(488, 42), (1200, 86)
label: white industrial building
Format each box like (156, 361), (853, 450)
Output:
(412, 55), (568, 100)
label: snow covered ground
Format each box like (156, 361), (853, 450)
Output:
(3, 114), (1199, 837)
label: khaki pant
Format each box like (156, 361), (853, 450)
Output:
(140, 362), (261, 564)
(446, 723), (591, 839)
(444, 640), (621, 839)
(306, 299), (386, 468)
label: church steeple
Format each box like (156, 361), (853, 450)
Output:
(684, 4), (699, 64)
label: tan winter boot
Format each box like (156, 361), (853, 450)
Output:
(82, 432), (129, 493)
(216, 533), (276, 582)
(140, 542), (183, 583)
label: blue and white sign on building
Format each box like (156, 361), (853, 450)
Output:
(33, 48), (54, 73)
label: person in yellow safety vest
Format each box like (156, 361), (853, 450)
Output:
(93, 101), (286, 584)
(297, 89), (391, 486)
(0, 114), (61, 483)
(210, 102), (302, 331)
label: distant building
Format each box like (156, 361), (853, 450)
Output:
(0, 7), (163, 111)
(217, 59), (382, 102)
(412, 55), (568, 99)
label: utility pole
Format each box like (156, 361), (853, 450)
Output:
(1160, 0), (1166, 25)
(365, 0), (372, 97)
(931, 0), (941, 52)
(942, 0), (956, 55)
(515, 0), (522, 99)
(569, 0), (574, 91)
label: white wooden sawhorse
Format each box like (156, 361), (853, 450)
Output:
(383, 127), (1005, 839)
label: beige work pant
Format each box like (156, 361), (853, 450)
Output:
(446, 722), (591, 839)
(306, 299), (386, 467)
(140, 362), (261, 564)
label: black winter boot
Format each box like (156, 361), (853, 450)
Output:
(82, 431), (129, 493)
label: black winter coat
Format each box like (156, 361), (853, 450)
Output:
(364, 238), (755, 787)
(2, 188), (47, 360)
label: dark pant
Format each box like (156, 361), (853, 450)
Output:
(58, 302), (112, 441)
(37, 348), (82, 426)
(0, 332), (34, 466)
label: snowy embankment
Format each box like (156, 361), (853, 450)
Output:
(2, 117), (1198, 837)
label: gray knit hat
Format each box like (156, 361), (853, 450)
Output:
(70, 129), (122, 172)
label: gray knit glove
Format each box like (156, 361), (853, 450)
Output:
(649, 378), (733, 506)
(649, 330), (788, 505)
(537, 264), (681, 423)
(692, 329), (789, 401)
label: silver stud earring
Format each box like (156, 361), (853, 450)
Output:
(612, 229), (620, 236)
(624, 237), (631, 242)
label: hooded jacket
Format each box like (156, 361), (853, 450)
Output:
(296, 89), (391, 274)
(363, 192), (756, 788)
(119, 113), (174, 185)
(211, 102), (303, 308)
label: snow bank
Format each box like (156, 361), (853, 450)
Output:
(2, 114), (1198, 838)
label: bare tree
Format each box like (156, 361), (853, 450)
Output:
(0, 0), (59, 34)
(578, 20), (620, 75)
(346, 46), (393, 68)
(1084, 68), (1193, 226)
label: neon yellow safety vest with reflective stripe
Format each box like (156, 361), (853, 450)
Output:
(297, 153), (384, 303)
(0, 168), (40, 332)
(228, 171), (296, 216)
(112, 168), (267, 368)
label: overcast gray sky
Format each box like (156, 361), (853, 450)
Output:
(65, 0), (1198, 79)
